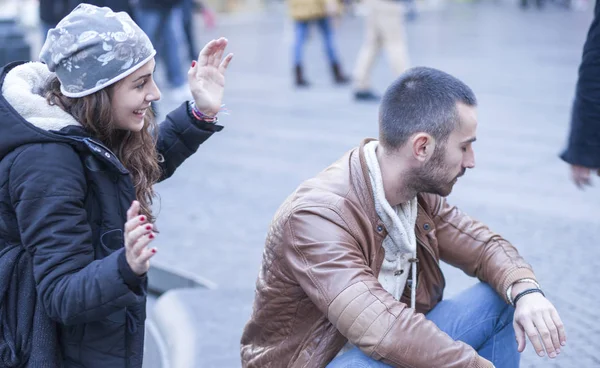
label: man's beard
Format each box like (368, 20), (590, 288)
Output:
(409, 148), (464, 197)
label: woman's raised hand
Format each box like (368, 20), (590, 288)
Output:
(188, 37), (233, 117)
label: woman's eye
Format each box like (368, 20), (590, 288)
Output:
(136, 81), (146, 89)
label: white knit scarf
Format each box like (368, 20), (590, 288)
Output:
(364, 141), (419, 309)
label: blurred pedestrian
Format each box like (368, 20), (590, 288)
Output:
(353, 0), (410, 101)
(0, 4), (232, 367)
(561, 1), (600, 188)
(520, 0), (544, 9)
(288, 0), (350, 87)
(182, 0), (217, 62)
(39, 0), (137, 42)
(38, 0), (71, 40)
(136, 0), (190, 98)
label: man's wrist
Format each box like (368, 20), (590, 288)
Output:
(507, 278), (541, 306)
(511, 282), (538, 299)
(513, 288), (545, 306)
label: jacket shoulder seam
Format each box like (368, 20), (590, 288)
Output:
(288, 210), (331, 307)
(9, 142), (83, 204)
(288, 204), (358, 309)
(291, 199), (362, 243)
(434, 211), (486, 243)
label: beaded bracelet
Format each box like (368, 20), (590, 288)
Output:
(513, 288), (545, 306)
(187, 100), (218, 124)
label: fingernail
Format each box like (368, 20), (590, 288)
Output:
(549, 352), (556, 358)
(145, 225), (152, 230)
(191, 61), (196, 68)
(556, 349), (561, 354)
(561, 341), (566, 346)
(140, 216), (146, 222)
(151, 248), (157, 253)
(149, 233), (155, 239)
(538, 352), (545, 357)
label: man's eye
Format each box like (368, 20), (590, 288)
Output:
(136, 81), (146, 89)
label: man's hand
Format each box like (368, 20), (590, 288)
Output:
(512, 284), (566, 359)
(570, 164), (600, 189)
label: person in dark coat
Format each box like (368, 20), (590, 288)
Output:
(39, 0), (136, 41)
(561, 1), (600, 188)
(0, 4), (233, 367)
(135, 0), (190, 95)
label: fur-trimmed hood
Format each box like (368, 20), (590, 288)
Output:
(0, 61), (81, 161)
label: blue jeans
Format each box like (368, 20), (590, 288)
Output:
(135, 6), (186, 88)
(327, 283), (519, 368)
(294, 17), (339, 65)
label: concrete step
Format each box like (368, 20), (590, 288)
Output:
(142, 262), (253, 368)
(150, 288), (255, 368)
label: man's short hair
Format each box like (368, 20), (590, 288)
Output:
(379, 67), (477, 151)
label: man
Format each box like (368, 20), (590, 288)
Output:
(561, 1), (600, 188)
(241, 67), (566, 367)
(353, 0), (410, 102)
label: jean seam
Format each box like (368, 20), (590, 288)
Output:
(454, 316), (500, 342)
(491, 332), (496, 363)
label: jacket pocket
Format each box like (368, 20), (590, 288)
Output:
(60, 322), (85, 343)
(80, 309), (127, 357)
(106, 308), (127, 324)
(99, 228), (124, 256)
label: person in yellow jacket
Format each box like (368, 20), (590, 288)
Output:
(288, 0), (350, 87)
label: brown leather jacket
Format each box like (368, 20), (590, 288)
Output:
(241, 139), (537, 368)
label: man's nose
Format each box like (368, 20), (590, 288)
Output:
(464, 151), (475, 169)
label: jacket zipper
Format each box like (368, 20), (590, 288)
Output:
(83, 137), (117, 158)
(415, 236), (445, 284)
(84, 136), (132, 366)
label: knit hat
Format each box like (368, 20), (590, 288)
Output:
(39, 3), (156, 98)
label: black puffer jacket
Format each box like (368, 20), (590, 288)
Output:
(0, 61), (222, 367)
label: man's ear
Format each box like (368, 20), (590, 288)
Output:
(412, 133), (435, 163)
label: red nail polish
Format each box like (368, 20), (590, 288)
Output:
(149, 233), (155, 239)
(146, 225), (152, 230)
(140, 216), (146, 222)
(151, 249), (157, 253)
(191, 60), (196, 68)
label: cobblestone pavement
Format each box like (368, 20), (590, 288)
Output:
(149, 2), (599, 367)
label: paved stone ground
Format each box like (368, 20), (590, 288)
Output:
(147, 2), (599, 367)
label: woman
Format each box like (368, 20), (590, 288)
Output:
(0, 4), (232, 367)
(288, 0), (350, 87)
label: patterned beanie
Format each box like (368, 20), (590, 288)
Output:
(39, 3), (156, 98)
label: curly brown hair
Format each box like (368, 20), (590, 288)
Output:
(45, 76), (162, 222)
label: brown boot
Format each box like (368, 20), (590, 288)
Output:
(331, 63), (350, 85)
(295, 65), (310, 87)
